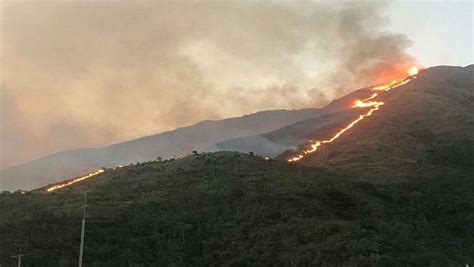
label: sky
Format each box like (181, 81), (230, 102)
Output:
(387, 0), (473, 67)
(0, 0), (472, 170)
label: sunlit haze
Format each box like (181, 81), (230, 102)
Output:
(0, 1), (472, 169)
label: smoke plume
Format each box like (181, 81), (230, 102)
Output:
(0, 1), (415, 169)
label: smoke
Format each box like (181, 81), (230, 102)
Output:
(0, 1), (415, 169)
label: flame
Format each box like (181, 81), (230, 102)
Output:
(352, 99), (383, 108)
(361, 93), (378, 101)
(45, 165), (125, 192)
(288, 66), (418, 162)
(373, 80), (399, 91)
(408, 66), (418, 76)
(46, 169), (105, 192)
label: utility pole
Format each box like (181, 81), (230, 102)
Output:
(78, 192), (88, 267)
(11, 245), (27, 267)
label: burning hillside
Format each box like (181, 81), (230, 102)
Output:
(45, 169), (105, 192)
(27, 64), (474, 192)
(287, 67), (419, 162)
(289, 65), (474, 177)
(36, 166), (123, 192)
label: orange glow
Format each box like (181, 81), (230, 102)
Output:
(361, 93), (378, 101)
(373, 80), (398, 91)
(288, 66), (419, 162)
(408, 66), (419, 76)
(353, 100), (383, 108)
(45, 165), (124, 192)
(46, 169), (105, 192)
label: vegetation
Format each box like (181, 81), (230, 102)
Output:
(0, 151), (473, 266)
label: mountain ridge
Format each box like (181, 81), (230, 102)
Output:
(2, 64), (472, 191)
(291, 65), (474, 176)
(0, 108), (324, 190)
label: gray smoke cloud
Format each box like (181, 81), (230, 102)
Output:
(0, 1), (415, 169)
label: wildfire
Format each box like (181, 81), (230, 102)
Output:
(46, 169), (105, 192)
(373, 80), (399, 91)
(288, 67), (418, 162)
(408, 66), (419, 76)
(352, 100), (383, 108)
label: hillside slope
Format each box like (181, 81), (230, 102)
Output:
(1, 108), (322, 191)
(211, 87), (374, 156)
(1, 80), (379, 192)
(291, 65), (474, 176)
(211, 109), (360, 157)
(1, 152), (472, 265)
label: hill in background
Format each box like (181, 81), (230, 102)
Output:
(210, 87), (374, 156)
(0, 108), (323, 191)
(1, 69), (382, 192)
(2, 65), (473, 191)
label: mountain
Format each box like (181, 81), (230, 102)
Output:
(218, 65), (474, 175)
(289, 65), (474, 177)
(211, 109), (360, 157)
(0, 109), (323, 191)
(1, 65), (473, 265)
(1, 152), (472, 265)
(0, 79), (379, 192)
(3, 65), (472, 191)
(210, 86), (375, 156)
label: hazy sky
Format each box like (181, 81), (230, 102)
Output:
(388, 0), (473, 67)
(0, 0), (472, 169)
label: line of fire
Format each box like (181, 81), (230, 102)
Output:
(32, 166), (123, 193)
(287, 66), (419, 162)
(34, 67), (419, 192)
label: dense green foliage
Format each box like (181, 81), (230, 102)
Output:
(1, 152), (473, 266)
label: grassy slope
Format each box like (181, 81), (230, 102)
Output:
(297, 65), (474, 178)
(1, 152), (473, 266)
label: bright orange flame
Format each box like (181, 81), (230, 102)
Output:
(408, 66), (418, 76)
(353, 100), (384, 108)
(46, 169), (105, 192)
(361, 93), (378, 101)
(45, 165), (125, 192)
(373, 80), (398, 91)
(288, 67), (419, 162)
